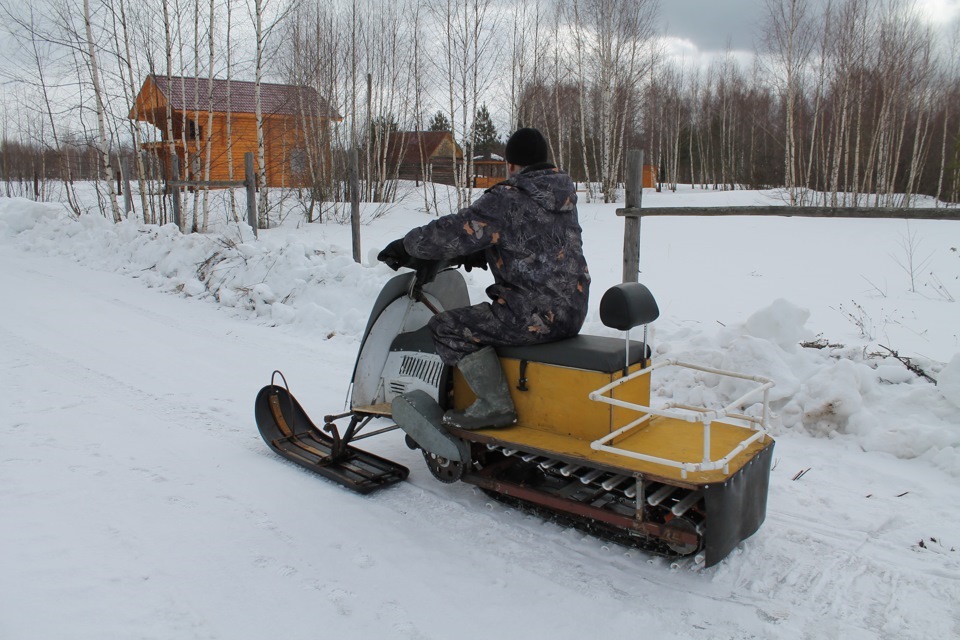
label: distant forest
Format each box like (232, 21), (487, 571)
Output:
(0, 0), (957, 228)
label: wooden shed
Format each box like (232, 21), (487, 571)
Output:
(386, 131), (463, 186)
(643, 164), (658, 189)
(129, 75), (341, 188)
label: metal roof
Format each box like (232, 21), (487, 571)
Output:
(150, 75), (341, 119)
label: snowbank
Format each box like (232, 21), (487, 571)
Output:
(0, 198), (387, 339)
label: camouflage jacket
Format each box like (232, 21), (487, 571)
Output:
(403, 165), (590, 338)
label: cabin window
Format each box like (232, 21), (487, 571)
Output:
(187, 120), (202, 140)
(290, 148), (308, 176)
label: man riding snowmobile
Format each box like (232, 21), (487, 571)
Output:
(257, 130), (775, 564)
(377, 127), (591, 430)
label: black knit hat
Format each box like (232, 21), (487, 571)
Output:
(504, 127), (549, 167)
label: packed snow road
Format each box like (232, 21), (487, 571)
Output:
(2, 238), (959, 639)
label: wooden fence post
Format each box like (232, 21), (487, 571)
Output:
(245, 152), (257, 238)
(350, 147), (361, 263)
(170, 154), (182, 230)
(620, 149), (644, 283)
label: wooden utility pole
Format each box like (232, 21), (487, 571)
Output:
(618, 150), (644, 283)
(366, 73), (372, 203)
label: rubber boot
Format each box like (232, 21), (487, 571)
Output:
(443, 346), (517, 430)
(392, 390), (470, 463)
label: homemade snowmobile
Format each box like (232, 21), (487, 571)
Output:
(255, 264), (775, 567)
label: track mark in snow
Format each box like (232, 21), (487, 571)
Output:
(164, 495), (199, 509)
(378, 602), (429, 640)
(727, 508), (960, 636)
(309, 582), (355, 617)
(67, 464), (107, 478)
(379, 468), (960, 638)
(755, 608), (790, 624)
(354, 553), (375, 569)
(250, 554), (297, 576)
(130, 467), (169, 483)
(0, 325), (262, 459)
(16, 262), (266, 352)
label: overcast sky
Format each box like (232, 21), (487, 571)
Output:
(658, 0), (960, 55)
(659, 0), (770, 52)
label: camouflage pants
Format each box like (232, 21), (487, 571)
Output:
(429, 302), (560, 365)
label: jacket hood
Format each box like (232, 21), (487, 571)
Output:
(507, 166), (577, 214)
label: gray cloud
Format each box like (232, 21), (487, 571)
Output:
(659, 0), (960, 54)
(659, 0), (770, 52)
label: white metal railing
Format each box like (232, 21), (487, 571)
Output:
(588, 359), (775, 479)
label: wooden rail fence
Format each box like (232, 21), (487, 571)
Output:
(617, 150), (960, 283)
(166, 151), (258, 237)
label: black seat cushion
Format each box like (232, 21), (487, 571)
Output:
(498, 335), (649, 374)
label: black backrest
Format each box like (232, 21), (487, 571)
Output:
(599, 283), (660, 331)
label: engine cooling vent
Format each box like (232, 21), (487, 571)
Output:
(399, 354), (443, 388)
(388, 380), (408, 396)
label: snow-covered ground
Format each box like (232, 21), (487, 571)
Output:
(1, 186), (959, 639)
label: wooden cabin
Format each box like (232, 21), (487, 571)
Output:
(472, 157), (506, 189)
(129, 75), (341, 188)
(386, 131), (463, 186)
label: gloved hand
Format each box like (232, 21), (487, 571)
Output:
(457, 251), (488, 273)
(414, 259), (442, 285)
(377, 238), (413, 271)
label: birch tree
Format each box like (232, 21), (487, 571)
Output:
(81, 0), (122, 221)
(823, 0), (867, 205)
(17, 7), (82, 214)
(564, 0), (659, 203)
(761, 0), (816, 206)
(934, 22), (959, 206)
(250, 0), (291, 227)
(161, 0), (181, 227)
(108, 0), (153, 222)
(200, 0), (216, 231)
(225, 0), (239, 222)
(430, 0), (500, 209)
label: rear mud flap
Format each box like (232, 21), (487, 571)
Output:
(254, 384), (408, 494)
(703, 440), (775, 566)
